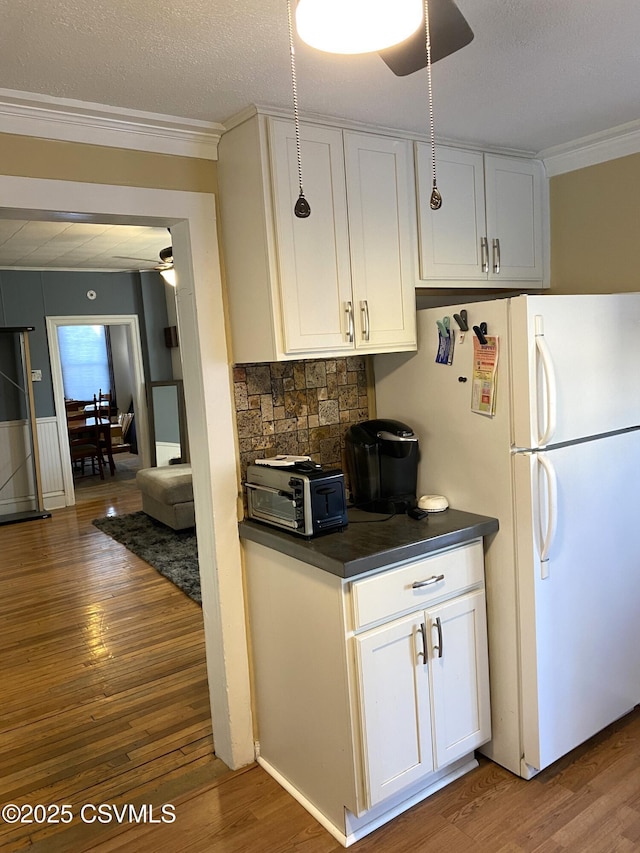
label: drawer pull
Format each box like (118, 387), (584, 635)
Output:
(412, 574), (445, 590)
(433, 616), (443, 658)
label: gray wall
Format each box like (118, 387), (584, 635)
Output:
(0, 269), (173, 420)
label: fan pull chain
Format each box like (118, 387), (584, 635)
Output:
(425, 0), (442, 210)
(287, 0), (311, 218)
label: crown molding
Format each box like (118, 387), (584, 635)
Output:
(0, 89), (223, 160)
(539, 119), (640, 176)
(224, 103), (537, 158)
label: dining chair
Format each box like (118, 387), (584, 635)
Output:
(67, 401), (105, 479)
(94, 393), (116, 476)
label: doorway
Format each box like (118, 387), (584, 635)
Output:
(0, 174), (253, 770)
(47, 314), (149, 506)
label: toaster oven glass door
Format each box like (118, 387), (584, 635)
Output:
(247, 484), (299, 529)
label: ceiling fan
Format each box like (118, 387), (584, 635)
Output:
(115, 245), (173, 272)
(288, 0), (473, 217)
(378, 0), (474, 76)
(115, 245), (176, 284)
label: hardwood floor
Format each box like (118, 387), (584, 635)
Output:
(64, 707), (640, 853)
(3, 467), (640, 851)
(0, 469), (226, 851)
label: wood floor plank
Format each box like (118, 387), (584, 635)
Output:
(3, 461), (640, 852)
(0, 469), (223, 850)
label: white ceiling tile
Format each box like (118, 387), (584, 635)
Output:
(0, 222), (169, 271)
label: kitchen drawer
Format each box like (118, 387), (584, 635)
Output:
(351, 540), (484, 630)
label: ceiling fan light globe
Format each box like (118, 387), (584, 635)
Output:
(295, 0), (422, 55)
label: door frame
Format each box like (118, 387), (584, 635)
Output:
(0, 174), (254, 770)
(47, 314), (149, 505)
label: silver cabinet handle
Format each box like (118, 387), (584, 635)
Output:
(360, 300), (370, 342)
(411, 574), (444, 589)
(345, 301), (354, 343)
(481, 236), (489, 273)
(432, 616), (443, 658)
(418, 621), (428, 661)
(481, 237), (489, 273)
(493, 237), (501, 274)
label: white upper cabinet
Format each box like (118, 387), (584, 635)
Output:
(217, 111), (418, 363)
(416, 144), (546, 287)
(416, 147), (487, 280)
(269, 119), (354, 355)
(343, 132), (418, 352)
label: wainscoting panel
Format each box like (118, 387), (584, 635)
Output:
(0, 418), (66, 514)
(37, 417), (66, 509)
(156, 441), (182, 467)
(0, 419), (35, 515)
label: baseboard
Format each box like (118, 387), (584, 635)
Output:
(44, 493), (67, 511)
(257, 757), (349, 847)
(343, 758), (478, 844)
(257, 754), (479, 847)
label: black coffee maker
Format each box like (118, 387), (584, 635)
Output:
(345, 419), (419, 513)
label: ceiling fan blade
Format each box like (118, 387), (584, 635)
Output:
(378, 0), (474, 77)
(114, 255), (158, 262)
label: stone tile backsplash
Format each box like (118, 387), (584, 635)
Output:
(234, 356), (371, 487)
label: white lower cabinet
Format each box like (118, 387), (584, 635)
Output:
(242, 536), (491, 846)
(429, 591), (491, 768)
(355, 612), (434, 807)
(356, 590), (490, 809)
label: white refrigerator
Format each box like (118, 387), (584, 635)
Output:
(374, 293), (640, 778)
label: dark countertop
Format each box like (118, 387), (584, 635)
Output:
(239, 508), (499, 579)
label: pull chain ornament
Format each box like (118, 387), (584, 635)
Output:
(287, 0), (311, 218)
(425, 0), (442, 210)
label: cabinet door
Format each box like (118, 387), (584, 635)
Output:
(416, 144), (486, 281)
(484, 154), (544, 281)
(427, 589), (491, 769)
(268, 118), (354, 354)
(344, 132), (417, 351)
(355, 613), (434, 808)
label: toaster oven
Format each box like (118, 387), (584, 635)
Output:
(245, 461), (348, 537)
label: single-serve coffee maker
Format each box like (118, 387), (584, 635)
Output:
(345, 419), (419, 513)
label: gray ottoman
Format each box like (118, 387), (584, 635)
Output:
(136, 464), (195, 530)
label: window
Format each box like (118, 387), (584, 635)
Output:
(58, 325), (112, 401)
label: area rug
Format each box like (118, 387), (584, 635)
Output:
(93, 511), (201, 604)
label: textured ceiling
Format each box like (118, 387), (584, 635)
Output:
(2, 0), (639, 155)
(1, 1), (639, 271)
(0, 221), (171, 272)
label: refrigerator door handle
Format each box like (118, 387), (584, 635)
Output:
(538, 452), (558, 579)
(534, 316), (557, 447)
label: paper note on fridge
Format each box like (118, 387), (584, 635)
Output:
(471, 336), (499, 416)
